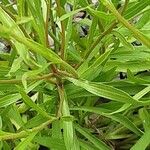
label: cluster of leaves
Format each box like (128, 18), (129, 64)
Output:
(0, 0), (150, 149)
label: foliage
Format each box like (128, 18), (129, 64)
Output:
(0, 0), (150, 149)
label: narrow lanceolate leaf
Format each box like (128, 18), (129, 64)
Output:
(80, 50), (112, 80)
(0, 7), (23, 37)
(67, 78), (137, 103)
(16, 86), (52, 119)
(108, 103), (131, 115)
(12, 32), (77, 77)
(59, 7), (87, 21)
(87, 6), (114, 21)
(7, 105), (24, 129)
(22, 63), (50, 89)
(58, 86), (78, 150)
(0, 7), (34, 66)
(64, 13), (73, 60)
(131, 129), (150, 150)
(27, 0), (46, 45)
(79, 140), (100, 150)
(0, 81), (42, 108)
(0, 26), (77, 77)
(100, 0), (150, 48)
(133, 86), (150, 101)
(124, 0), (150, 19)
(33, 136), (66, 150)
(14, 132), (38, 150)
(112, 31), (134, 50)
(72, 107), (143, 136)
(139, 108), (150, 132)
(75, 124), (111, 150)
(6, 57), (23, 77)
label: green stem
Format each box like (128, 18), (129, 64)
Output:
(0, 118), (57, 140)
(0, 73), (56, 84)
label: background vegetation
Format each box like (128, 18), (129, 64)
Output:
(0, 0), (150, 149)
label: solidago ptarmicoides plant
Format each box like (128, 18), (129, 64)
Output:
(0, 0), (150, 149)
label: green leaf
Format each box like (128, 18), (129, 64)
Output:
(0, 81), (42, 108)
(124, 0), (150, 19)
(79, 140), (100, 150)
(79, 50), (112, 80)
(101, 0), (150, 48)
(0, 116), (2, 130)
(72, 106), (143, 136)
(14, 132), (38, 150)
(0, 26), (77, 77)
(21, 115), (49, 129)
(16, 85), (51, 119)
(133, 86), (150, 101)
(62, 98), (75, 150)
(64, 13), (73, 60)
(59, 7), (87, 21)
(75, 124), (111, 150)
(131, 129), (150, 150)
(33, 136), (66, 150)
(58, 86), (77, 150)
(106, 60), (150, 72)
(27, 0), (46, 45)
(52, 120), (62, 142)
(136, 10), (150, 29)
(6, 57), (23, 77)
(0, 7), (33, 66)
(112, 31), (134, 50)
(139, 108), (150, 132)
(22, 63), (50, 89)
(10, 33), (77, 77)
(87, 7), (114, 21)
(7, 105), (24, 129)
(67, 78), (137, 103)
